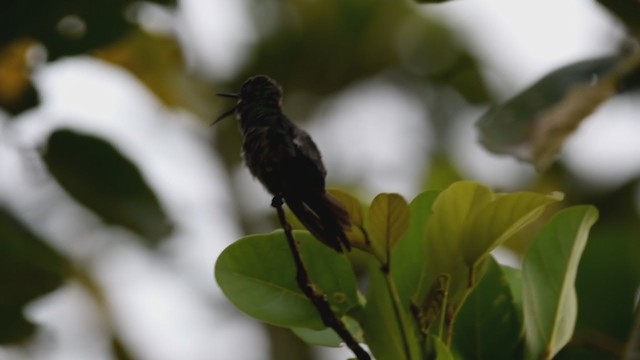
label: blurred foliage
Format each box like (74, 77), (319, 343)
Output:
(0, 206), (71, 344)
(94, 30), (214, 118)
(239, 0), (491, 105)
(42, 129), (173, 245)
(0, 39), (40, 115)
(0, 0), (175, 59)
(596, 0), (640, 35)
(478, 51), (640, 171)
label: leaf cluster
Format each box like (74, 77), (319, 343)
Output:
(216, 181), (599, 359)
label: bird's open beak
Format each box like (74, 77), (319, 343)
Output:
(211, 92), (239, 126)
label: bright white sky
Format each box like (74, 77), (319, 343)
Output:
(0, 1), (637, 359)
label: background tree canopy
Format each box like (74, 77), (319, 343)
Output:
(1, 0), (639, 359)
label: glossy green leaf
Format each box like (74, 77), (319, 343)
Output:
(362, 263), (422, 360)
(460, 191), (562, 269)
(42, 129), (173, 245)
(215, 230), (358, 330)
(523, 206), (598, 360)
(369, 193), (410, 263)
(417, 181), (493, 305)
(0, 206), (71, 344)
(392, 190), (440, 305)
(453, 257), (523, 359)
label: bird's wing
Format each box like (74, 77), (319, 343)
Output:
(291, 128), (327, 191)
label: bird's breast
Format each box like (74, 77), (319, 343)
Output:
(241, 127), (295, 194)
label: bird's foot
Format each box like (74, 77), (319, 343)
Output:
(271, 194), (284, 208)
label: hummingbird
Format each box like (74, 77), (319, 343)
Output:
(214, 75), (351, 252)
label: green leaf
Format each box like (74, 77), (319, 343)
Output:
(523, 206), (599, 360)
(291, 327), (341, 347)
(215, 231), (359, 330)
(571, 183), (640, 353)
(392, 190), (440, 305)
(431, 335), (455, 360)
(42, 129), (173, 245)
(327, 188), (368, 247)
(460, 191), (562, 269)
(501, 265), (524, 325)
(369, 193), (410, 263)
(477, 57), (617, 156)
(362, 263), (422, 360)
(0, 206), (71, 344)
(453, 257), (523, 359)
(417, 181), (493, 305)
(291, 316), (363, 347)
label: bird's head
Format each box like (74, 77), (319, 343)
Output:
(212, 75), (283, 125)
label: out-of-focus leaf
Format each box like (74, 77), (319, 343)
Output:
(453, 257), (522, 359)
(596, 1), (640, 33)
(94, 31), (213, 118)
(0, 39), (39, 115)
(215, 231), (359, 330)
(362, 262), (422, 360)
(368, 193), (410, 264)
(477, 51), (640, 171)
(327, 188), (367, 248)
(626, 312), (640, 360)
(0, 206), (71, 344)
(399, 18), (492, 104)
(42, 129), (173, 245)
(422, 153), (463, 191)
(523, 206), (598, 360)
(392, 190), (440, 305)
(0, 0), (176, 61)
(239, 0), (490, 111)
(477, 57), (616, 164)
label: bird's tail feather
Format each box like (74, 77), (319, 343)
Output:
(284, 192), (351, 252)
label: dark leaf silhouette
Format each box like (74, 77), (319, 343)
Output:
(42, 129), (173, 245)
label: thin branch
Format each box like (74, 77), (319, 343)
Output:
(271, 195), (371, 360)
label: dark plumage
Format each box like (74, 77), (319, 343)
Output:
(215, 75), (351, 252)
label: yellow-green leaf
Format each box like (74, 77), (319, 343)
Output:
(417, 181), (493, 303)
(327, 188), (368, 248)
(369, 193), (410, 263)
(328, 188), (364, 226)
(523, 206), (598, 359)
(460, 191), (563, 268)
